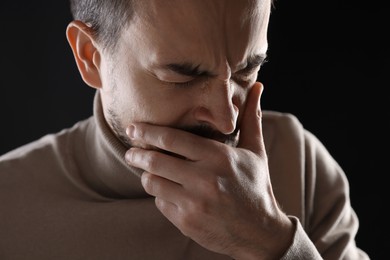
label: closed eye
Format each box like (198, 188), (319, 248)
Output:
(170, 77), (203, 88)
(238, 65), (259, 76)
(172, 80), (195, 88)
(238, 57), (268, 75)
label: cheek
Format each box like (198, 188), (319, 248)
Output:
(113, 71), (196, 127)
(232, 80), (249, 106)
(232, 82), (252, 125)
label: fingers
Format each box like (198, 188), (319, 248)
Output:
(141, 171), (185, 203)
(237, 82), (265, 155)
(126, 147), (193, 184)
(126, 124), (219, 161)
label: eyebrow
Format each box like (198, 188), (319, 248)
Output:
(163, 53), (268, 77)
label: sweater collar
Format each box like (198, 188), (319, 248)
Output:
(84, 90), (148, 199)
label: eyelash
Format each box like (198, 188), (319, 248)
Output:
(241, 63), (263, 75)
(172, 80), (196, 88)
(235, 67), (260, 79)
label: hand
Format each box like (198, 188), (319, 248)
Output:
(125, 82), (294, 259)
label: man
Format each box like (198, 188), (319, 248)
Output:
(0, 0), (370, 259)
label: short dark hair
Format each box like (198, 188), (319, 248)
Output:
(69, 0), (134, 51)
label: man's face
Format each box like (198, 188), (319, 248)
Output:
(98, 0), (270, 149)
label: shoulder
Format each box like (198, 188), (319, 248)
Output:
(262, 110), (305, 137)
(0, 117), (93, 171)
(262, 110), (329, 155)
(262, 110), (303, 127)
(0, 117), (95, 202)
(262, 110), (306, 153)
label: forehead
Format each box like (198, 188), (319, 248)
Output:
(124, 0), (270, 69)
(135, 0), (267, 21)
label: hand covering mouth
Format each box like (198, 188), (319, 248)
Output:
(182, 124), (240, 146)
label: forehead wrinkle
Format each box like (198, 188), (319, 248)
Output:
(131, 0), (269, 81)
(138, 1), (227, 78)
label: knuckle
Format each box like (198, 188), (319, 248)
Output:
(199, 176), (219, 195)
(200, 176), (229, 204)
(158, 132), (175, 149)
(136, 125), (146, 139)
(143, 151), (159, 171)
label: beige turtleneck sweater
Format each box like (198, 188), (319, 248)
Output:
(0, 91), (369, 259)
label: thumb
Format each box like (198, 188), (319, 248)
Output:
(237, 82), (265, 155)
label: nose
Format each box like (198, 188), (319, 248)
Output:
(193, 79), (239, 135)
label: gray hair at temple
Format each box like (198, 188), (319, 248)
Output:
(69, 0), (274, 52)
(69, 0), (134, 51)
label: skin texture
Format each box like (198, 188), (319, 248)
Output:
(66, 0), (294, 259)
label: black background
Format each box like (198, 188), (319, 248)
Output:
(1, 1), (388, 258)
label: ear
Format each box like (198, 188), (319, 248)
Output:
(66, 20), (102, 89)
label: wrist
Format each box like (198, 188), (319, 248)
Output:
(231, 214), (295, 260)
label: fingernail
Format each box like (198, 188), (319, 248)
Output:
(126, 125), (135, 139)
